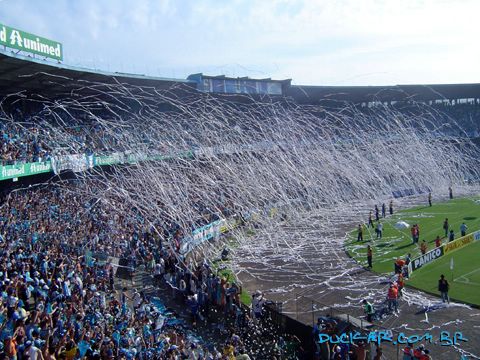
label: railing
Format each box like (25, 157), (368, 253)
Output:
(289, 294), (406, 359)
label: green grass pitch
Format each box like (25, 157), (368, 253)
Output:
(408, 240), (480, 305)
(345, 197), (480, 305)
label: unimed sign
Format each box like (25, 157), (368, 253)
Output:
(0, 23), (63, 61)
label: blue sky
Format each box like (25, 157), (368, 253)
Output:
(1, 0), (479, 85)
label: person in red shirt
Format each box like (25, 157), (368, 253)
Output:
(413, 344), (425, 359)
(397, 273), (405, 297)
(395, 259), (405, 274)
(387, 283), (398, 314)
(435, 235), (441, 248)
(352, 341), (367, 360)
(420, 240), (427, 254)
(410, 225), (417, 244)
(402, 342), (414, 359)
(421, 349), (432, 359)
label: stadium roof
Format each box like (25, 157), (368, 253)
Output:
(1, 48), (480, 104)
(287, 83), (480, 104)
(0, 49), (196, 97)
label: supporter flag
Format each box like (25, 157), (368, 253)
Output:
(86, 250), (94, 267)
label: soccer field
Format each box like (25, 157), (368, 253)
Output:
(345, 197), (480, 305)
(408, 240), (480, 305)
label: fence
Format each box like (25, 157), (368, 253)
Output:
(276, 294), (405, 359)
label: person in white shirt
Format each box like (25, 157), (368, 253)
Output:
(25, 341), (44, 360)
(376, 222), (383, 239)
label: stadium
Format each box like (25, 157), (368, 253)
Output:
(0, 19), (480, 360)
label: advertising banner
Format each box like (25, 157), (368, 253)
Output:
(474, 231), (480, 242)
(409, 230), (480, 274)
(0, 161), (52, 181)
(0, 23), (63, 60)
(94, 153), (124, 166)
(1, 149), (193, 182)
(410, 247), (444, 272)
(444, 233), (475, 254)
(180, 219), (226, 255)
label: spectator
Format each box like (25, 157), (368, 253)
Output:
(376, 222), (383, 239)
(443, 218), (449, 238)
(420, 240), (428, 254)
(387, 283), (399, 314)
(367, 245), (373, 268)
(449, 229), (455, 242)
(251, 291), (265, 322)
(438, 274), (450, 303)
(357, 224), (363, 242)
(402, 342), (414, 360)
(362, 300), (374, 322)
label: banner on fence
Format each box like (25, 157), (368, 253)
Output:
(443, 233), (475, 254)
(409, 230), (480, 275)
(0, 161), (52, 181)
(180, 219), (227, 255)
(94, 152), (124, 166)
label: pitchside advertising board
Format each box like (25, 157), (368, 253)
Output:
(408, 230), (480, 274)
(0, 23), (63, 61)
(410, 247), (444, 272)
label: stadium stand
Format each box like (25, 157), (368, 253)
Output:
(1, 48), (480, 358)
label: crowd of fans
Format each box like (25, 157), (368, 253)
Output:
(0, 109), (173, 165)
(0, 181), (303, 359)
(1, 99), (470, 358)
(1, 102), (480, 166)
(0, 121), (52, 164)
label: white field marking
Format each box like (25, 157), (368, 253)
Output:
(454, 268), (480, 286)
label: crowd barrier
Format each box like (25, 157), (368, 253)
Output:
(0, 150), (195, 181)
(0, 160), (52, 180)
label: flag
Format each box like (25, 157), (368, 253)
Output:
(86, 250), (94, 267)
(450, 257), (454, 271)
